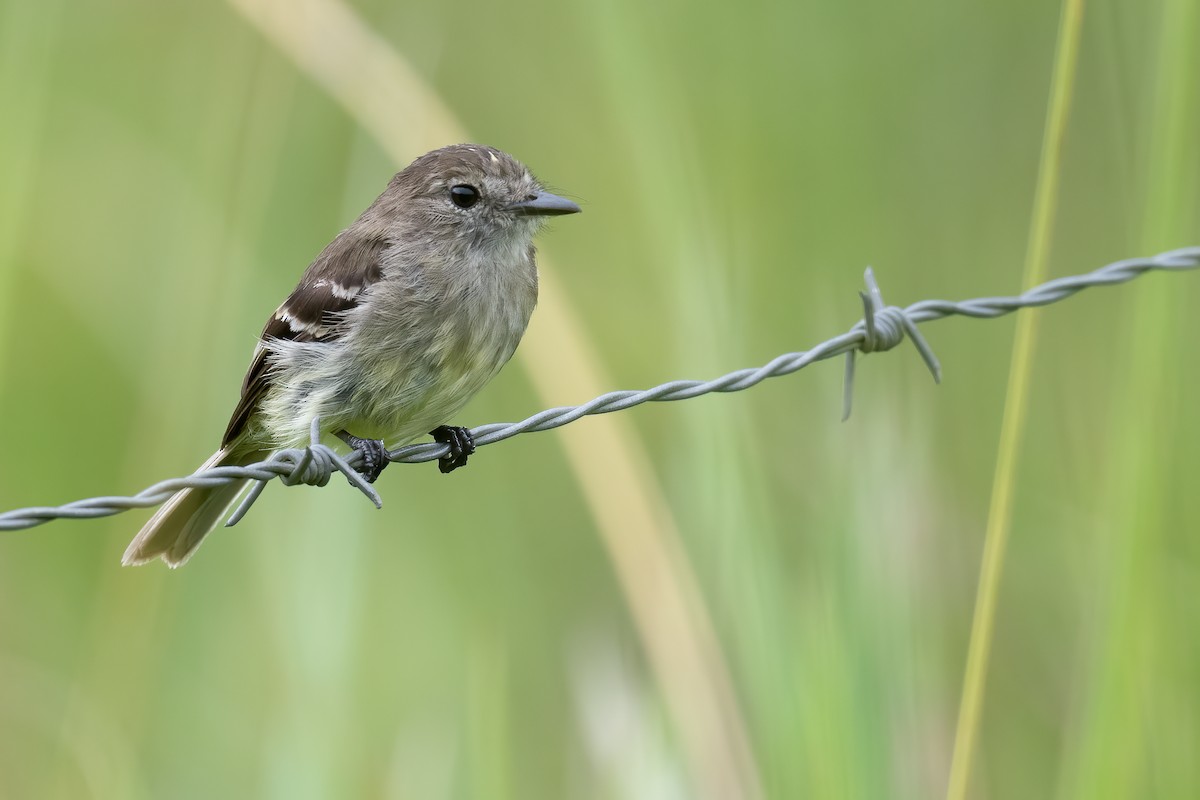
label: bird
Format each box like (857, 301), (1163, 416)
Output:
(122, 144), (581, 567)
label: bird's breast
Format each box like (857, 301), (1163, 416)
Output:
(346, 251), (537, 441)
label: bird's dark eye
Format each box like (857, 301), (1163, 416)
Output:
(450, 184), (480, 209)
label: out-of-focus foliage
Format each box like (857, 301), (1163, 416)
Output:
(0, 0), (1197, 797)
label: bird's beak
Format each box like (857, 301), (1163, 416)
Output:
(508, 191), (582, 216)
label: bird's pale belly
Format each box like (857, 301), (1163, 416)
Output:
(265, 309), (524, 451)
(348, 336), (513, 445)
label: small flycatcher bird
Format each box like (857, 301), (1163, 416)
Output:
(123, 144), (580, 567)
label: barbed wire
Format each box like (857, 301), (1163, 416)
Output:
(2, 246), (1197, 532)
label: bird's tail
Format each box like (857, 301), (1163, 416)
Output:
(122, 448), (255, 568)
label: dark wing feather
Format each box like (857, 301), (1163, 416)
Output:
(222, 230), (389, 447)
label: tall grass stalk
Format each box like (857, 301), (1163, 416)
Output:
(945, 0), (1086, 796)
(224, 0), (761, 795)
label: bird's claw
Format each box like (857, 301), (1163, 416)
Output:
(430, 425), (476, 474)
(338, 432), (389, 483)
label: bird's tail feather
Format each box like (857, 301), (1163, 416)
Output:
(122, 448), (254, 568)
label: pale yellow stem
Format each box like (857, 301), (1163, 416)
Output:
(946, 0), (1086, 797)
(224, 0), (762, 795)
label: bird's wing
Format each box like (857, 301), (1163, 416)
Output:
(222, 229), (390, 447)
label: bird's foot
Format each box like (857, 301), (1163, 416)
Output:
(430, 425), (475, 474)
(337, 430), (389, 483)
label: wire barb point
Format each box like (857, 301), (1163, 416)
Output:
(843, 267), (943, 421)
(225, 417), (383, 528)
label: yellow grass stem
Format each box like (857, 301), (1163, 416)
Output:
(945, 0), (1086, 797)
(223, 0), (762, 796)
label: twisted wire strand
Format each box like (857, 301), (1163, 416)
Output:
(1, 246), (1196, 532)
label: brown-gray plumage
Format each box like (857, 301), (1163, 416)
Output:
(123, 144), (580, 568)
(223, 231), (389, 446)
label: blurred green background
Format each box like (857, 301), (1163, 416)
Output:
(1, 0), (1197, 797)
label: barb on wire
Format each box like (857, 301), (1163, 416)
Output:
(224, 417), (380, 527)
(1, 246), (1197, 532)
(842, 266), (942, 422)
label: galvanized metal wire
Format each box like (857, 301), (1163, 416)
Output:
(2, 246), (1197, 532)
